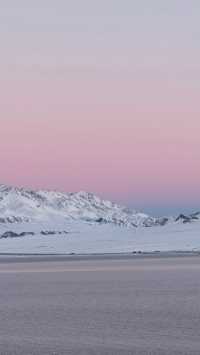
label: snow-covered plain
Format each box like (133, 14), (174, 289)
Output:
(0, 184), (199, 254)
(0, 219), (200, 254)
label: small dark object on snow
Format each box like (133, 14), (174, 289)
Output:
(1, 231), (21, 239)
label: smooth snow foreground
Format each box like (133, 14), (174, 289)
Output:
(0, 220), (200, 254)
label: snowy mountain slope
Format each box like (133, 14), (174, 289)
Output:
(0, 184), (158, 227)
(175, 212), (200, 224)
(0, 184), (199, 231)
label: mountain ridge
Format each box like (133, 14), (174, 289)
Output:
(0, 183), (161, 227)
(0, 184), (199, 228)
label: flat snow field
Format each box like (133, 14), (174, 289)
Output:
(1, 256), (200, 354)
(0, 220), (200, 254)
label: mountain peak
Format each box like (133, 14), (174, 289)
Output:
(0, 184), (199, 228)
(0, 183), (154, 227)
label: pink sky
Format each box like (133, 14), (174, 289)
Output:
(1, 2), (200, 212)
(1, 98), (199, 209)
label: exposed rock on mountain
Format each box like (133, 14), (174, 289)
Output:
(0, 184), (157, 227)
(0, 184), (199, 231)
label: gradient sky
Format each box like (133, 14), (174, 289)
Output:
(1, 1), (200, 215)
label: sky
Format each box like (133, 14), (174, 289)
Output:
(0, 1), (200, 215)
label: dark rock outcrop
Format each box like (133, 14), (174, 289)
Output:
(0, 231), (35, 239)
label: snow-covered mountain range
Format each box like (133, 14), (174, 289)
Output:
(0, 184), (164, 228)
(0, 184), (199, 229)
